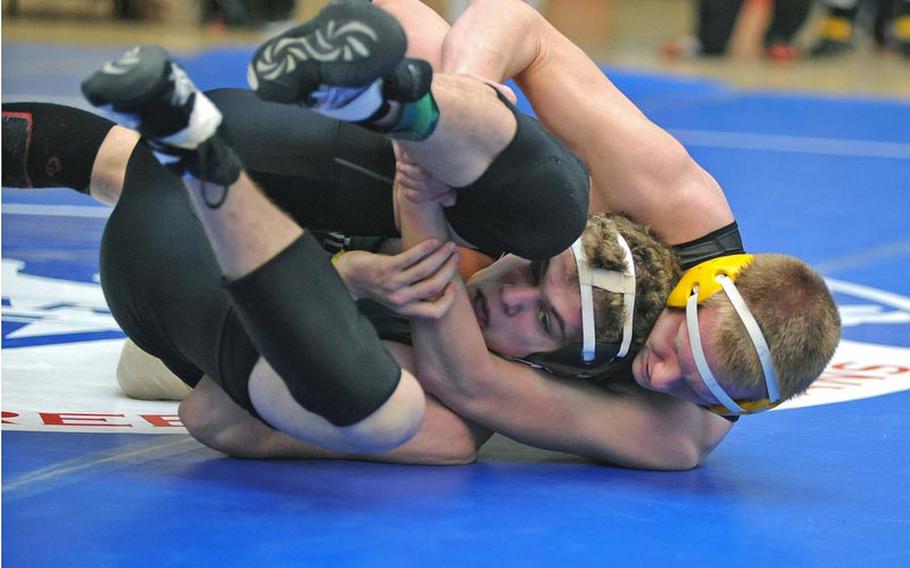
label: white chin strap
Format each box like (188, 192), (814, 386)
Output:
(571, 234), (636, 362)
(686, 275), (780, 414)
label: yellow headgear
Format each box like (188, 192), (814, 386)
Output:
(667, 254), (781, 417)
(668, 254), (754, 307)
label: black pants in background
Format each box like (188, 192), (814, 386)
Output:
(697, 0), (813, 54)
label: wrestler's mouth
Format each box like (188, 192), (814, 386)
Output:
(472, 289), (489, 330)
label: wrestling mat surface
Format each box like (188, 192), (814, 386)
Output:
(3, 43), (910, 566)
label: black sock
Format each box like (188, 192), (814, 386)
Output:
(2, 102), (115, 193)
(355, 58), (438, 141)
(358, 93), (439, 141)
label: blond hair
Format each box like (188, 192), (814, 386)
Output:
(705, 254), (841, 401)
(580, 213), (681, 355)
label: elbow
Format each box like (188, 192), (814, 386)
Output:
(618, 448), (699, 472)
(606, 437), (704, 471)
(414, 442), (478, 466)
(435, 425), (483, 465)
(650, 434), (709, 471)
(659, 445), (702, 471)
(630, 447), (701, 472)
(437, 452), (477, 466)
(179, 399), (252, 458)
(656, 435), (720, 471)
(642, 412), (729, 471)
(178, 391), (213, 447)
(342, 370), (428, 454)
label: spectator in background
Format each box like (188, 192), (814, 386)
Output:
(663, 0), (812, 61)
(809, 0), (910, 58)
(202, 0), (296, 31)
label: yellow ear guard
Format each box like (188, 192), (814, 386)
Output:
(667, 254), (781, 417)
(667, 254), (754, 308)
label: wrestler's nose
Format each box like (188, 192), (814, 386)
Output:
(648, 358), (684, 392)
(501, 284), (539, 316)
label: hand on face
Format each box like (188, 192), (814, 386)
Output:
(334, 239), (459, 319)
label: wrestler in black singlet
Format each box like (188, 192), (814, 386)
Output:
(100, 88), (589, 414)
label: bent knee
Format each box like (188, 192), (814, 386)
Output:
(248, 359), (425, 454)
(450, 109), (589, 259)
(340, 370), (426, 452)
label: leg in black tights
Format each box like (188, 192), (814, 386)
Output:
(764, 0), (812, 48)
(2, 102), (115, 192)
(697, 0), (746, 55)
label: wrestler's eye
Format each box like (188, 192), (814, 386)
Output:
(538, 306), (551, 334)
(528, 262), (552, 335)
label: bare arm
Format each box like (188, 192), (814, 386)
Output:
(440, 0), (734, 245)
(373, 0), (448, 68)
(395, 169), (732, 470)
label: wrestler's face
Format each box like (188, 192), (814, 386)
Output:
(632, 306), (745, 406)
(465, 249), (583, 357)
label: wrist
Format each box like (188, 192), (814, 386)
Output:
(399, 198), (450, 245)
(330, 251), (360, 300)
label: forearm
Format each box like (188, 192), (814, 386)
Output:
(395, 197), (729, 468)
(440, 0), (542, 81)
(396, 189), (497, 403)
(513, 17), (733, 243)
(374, 0), (449, 69)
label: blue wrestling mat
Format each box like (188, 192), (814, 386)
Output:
(4, 42), (910, 566)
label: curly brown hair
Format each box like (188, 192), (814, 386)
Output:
(579, 213), (681, 356)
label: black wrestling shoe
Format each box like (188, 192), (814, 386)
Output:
(248, 0), (407, 105)
(81, 45), (221, 150)
(381, 57), (433, 103)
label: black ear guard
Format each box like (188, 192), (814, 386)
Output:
(512, 341), (624, 378)
(509, 232), (637, 379)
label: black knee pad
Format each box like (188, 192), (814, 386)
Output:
(2, 102), (115, 191)
(445, 91), (589, 261)
(225, 233), (402, 426)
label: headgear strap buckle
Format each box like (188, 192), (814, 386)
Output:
(571, 233), (636, 362)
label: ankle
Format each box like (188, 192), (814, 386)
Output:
(360, 92), (439, 141)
